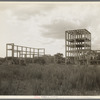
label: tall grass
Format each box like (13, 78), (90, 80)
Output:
(0, 64), (100, 95)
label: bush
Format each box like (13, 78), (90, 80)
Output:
(0, 58), (6, 65)
(13, 58), (19, 65)
(34, 57), (46, 65)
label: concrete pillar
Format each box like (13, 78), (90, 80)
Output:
(12, 43), (14, 58)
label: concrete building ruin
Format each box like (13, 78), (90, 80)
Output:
(6, 43), (45, 64)
(65, 29), (100, 65)
(65, 29), (91, 64)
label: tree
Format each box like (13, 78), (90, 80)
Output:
(54, 53), (64, 64)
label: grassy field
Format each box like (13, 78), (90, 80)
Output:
(0, 63), (100, 95)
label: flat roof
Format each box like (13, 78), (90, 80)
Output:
(65, 29), (91, 34)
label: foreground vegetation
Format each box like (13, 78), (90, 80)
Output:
(0, 63), (100, 95)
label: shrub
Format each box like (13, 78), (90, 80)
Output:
(34, 57), (46, 65)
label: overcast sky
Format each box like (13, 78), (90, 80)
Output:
(0, 2), (100, 57)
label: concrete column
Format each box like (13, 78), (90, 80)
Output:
(17, 46), (18, 57)
(12, 43), (14, 58)
(30, 48), (31, 58)
(6, 44), (8, 58)
(38, 49), (39, 58)
(65, 32), (67, 64)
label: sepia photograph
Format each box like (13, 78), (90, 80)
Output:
(0, 1), (100, 96)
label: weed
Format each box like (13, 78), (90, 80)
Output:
(0, 64), (100, 95)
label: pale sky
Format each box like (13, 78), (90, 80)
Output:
(0, 2), (100, 57)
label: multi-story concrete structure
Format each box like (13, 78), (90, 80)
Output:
(6, 43), (45, 64)
(65, 29), (91, 64)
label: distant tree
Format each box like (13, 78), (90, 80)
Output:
(54, 53), (64, 64)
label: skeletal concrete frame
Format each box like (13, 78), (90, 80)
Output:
(6, 43), (45, 60)
(65, 29), (91, 64)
